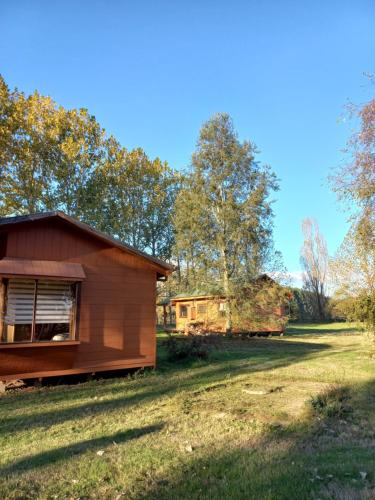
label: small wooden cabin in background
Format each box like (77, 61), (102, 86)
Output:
(171, 293), (227, 332)
(164, 276), (287, 334)
(0, 212), (172, 382)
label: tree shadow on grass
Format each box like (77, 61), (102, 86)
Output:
(140, 379), (375, 500)
(0, 424), (163, 476)
(0, 338), (330, 437)
(157, 336), (329, 372)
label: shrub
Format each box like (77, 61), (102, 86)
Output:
(309, 385), (352, 419)
(329, 292), (375, 333)
(354, 292), (375, 334)
(328, 296), (358, 321)
(163, 336), (212, 362)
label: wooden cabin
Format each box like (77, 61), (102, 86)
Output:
(171, 279), (287, 334)
(0, 212), (172, 382)
(171, 294), (227, 333)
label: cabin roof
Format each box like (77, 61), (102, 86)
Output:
(170, 275), (277, 302)
(0, 211), (174, 274)
(171, 292), (224, 302)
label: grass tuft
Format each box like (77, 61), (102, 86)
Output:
(309, 384), (352, 419)
(162, 335), (213, 361)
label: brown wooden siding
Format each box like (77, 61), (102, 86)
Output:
(0, 218), (158, 380)
(173, 297), (286, 334)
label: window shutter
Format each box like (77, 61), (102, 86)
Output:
(4, 279), (35, 325)
(35, 280), (73, 324)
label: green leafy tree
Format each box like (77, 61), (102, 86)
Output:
(49, 107), (105, 216)
(91, 145), (179, 258)
(0, 74), (178, 260)
(331, 96), (375, 249)
(0, 76), (15, 193)
(330, 230), (375, 332)
(0, 83), (59, 214)
(330, 90), (375, 333)
(173, 113), (279, 332)
(0, 76), (105, 217)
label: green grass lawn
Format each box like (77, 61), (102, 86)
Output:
(1, 323), (375, 499)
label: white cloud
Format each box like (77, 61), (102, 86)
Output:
(285, 271), (304, 288)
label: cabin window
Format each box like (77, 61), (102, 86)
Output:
(179, 305), (188, 318)
(0, 278), (78, 344)
(218, 302), (226, 317)
(197, 304), (207, 314)
(0, 233), (7, 259)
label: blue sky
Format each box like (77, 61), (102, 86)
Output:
(1, 0), (374, 277)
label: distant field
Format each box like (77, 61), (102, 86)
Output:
(0, 323), (374, 499)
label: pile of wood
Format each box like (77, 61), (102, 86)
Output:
(0, 379), (26, 393)
(184, 321), (208, 335)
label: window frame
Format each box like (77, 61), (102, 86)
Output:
(0, 278), (79, 345)
(218, 301), (226, 318)
(179, 304), (188, 318)
(197, 303), (207, 315)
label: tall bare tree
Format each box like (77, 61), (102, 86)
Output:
(330, 93), (375, 252)
(300, 218), (328, 320)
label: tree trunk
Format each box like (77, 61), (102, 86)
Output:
(176, 256), (182, 286)
(221, 248), (232, 334)
(163, 305), (167, 327)
(151, 238), (156, 256)
(316, 291), (325, 321)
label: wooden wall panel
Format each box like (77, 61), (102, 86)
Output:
(0, 346), (78, 376)
(0, 218), (158, 379)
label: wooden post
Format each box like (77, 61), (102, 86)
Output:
(163, 305), (167, 328)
